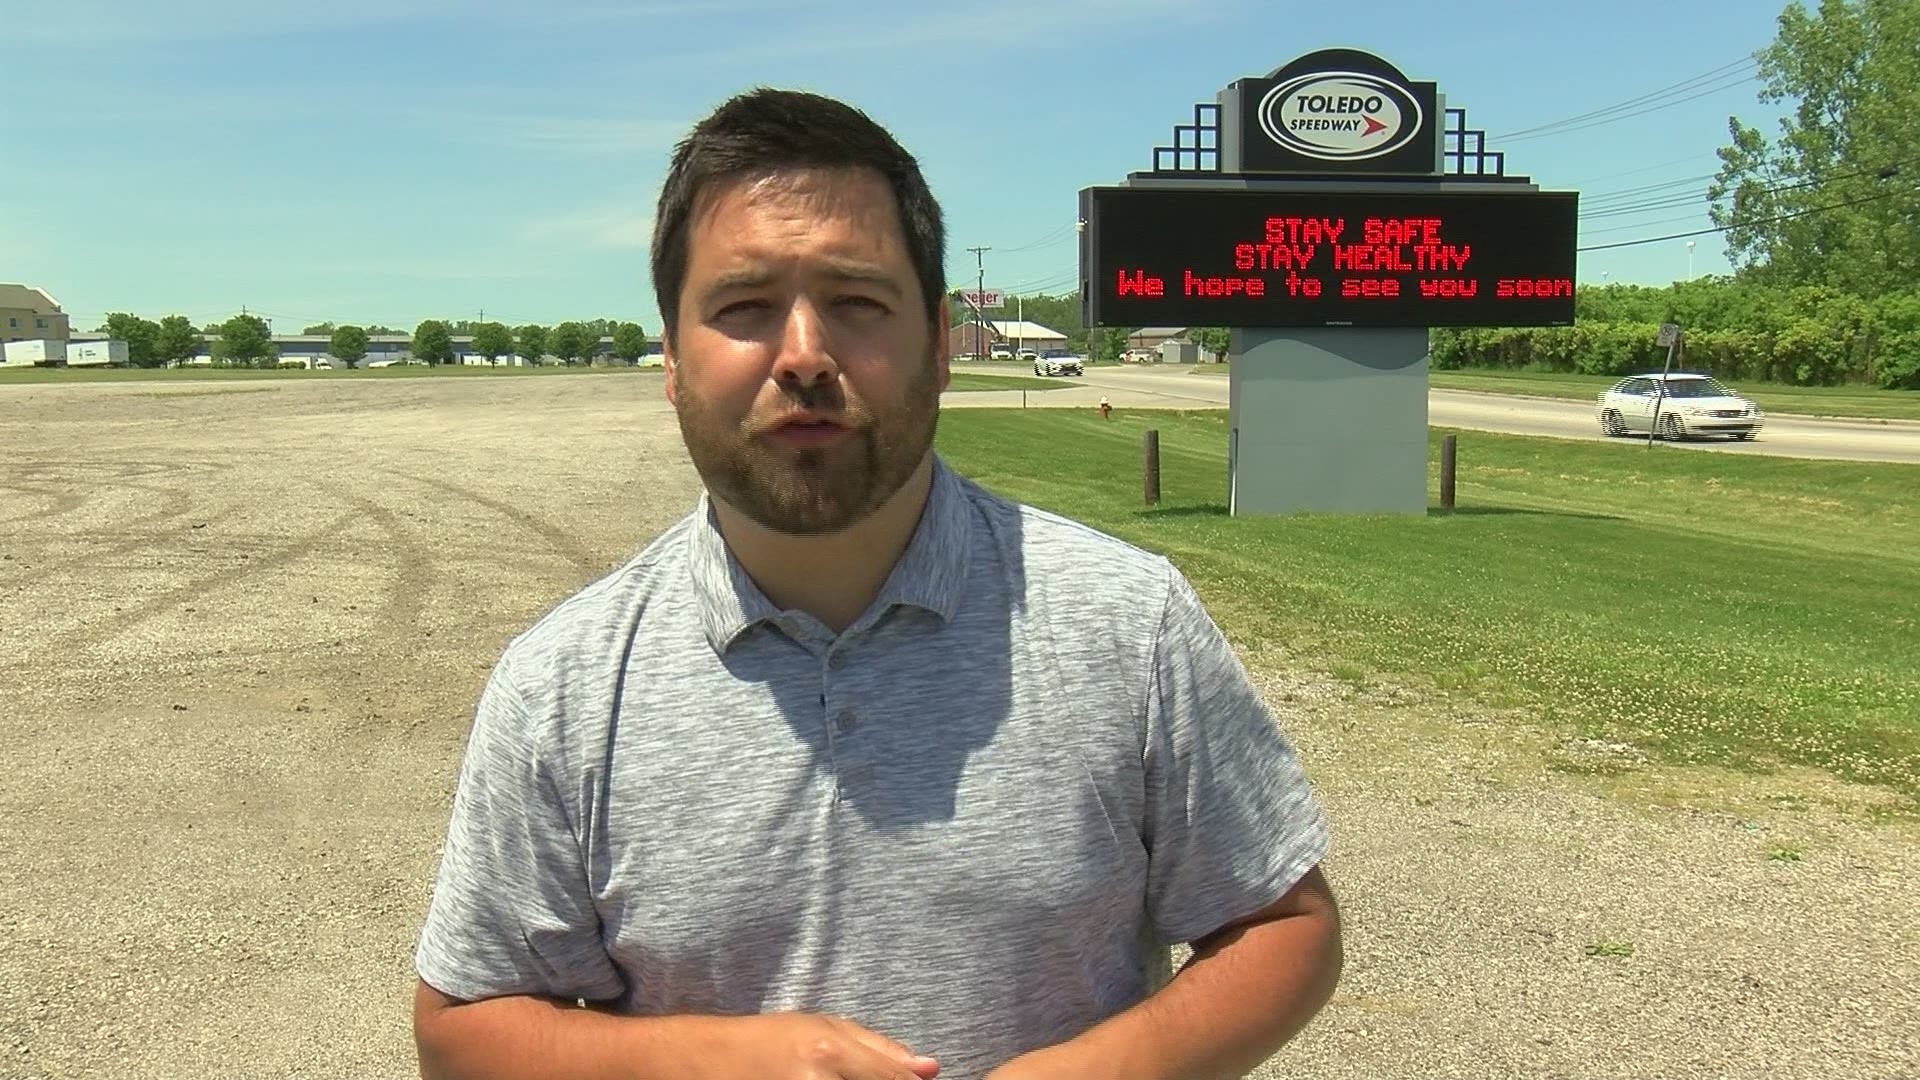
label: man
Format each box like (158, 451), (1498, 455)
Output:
(412, 88), (1341, 1080)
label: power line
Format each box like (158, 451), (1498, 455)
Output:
(1563, 152), (1721, 187)
(1500, 71), (1758, 144)
(1576, 183), (1913, 252)
(1495, 55), (1758, 141)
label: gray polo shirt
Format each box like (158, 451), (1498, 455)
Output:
(415, 454), (1330, 1080)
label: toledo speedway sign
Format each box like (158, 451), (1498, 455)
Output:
(1259, 72), (1423, 161)
(1230, 48), (1440, 174)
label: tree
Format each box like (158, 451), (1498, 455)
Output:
(549, 321), (596, 365)
(412, 319), (455, 365)
(154, 315), (202, 367)
(302, 322), (336, 334)
(1189, 327), (1230, 361)
(1090, 327), (1129, 364)
(611, 321), (648, 364)
(470, 321), (514, 365)
(515, 324), (548, 365)
(215, 313), (274, 367)
(365, 325), (402, 335)
(103, 313), (163, 367)
(1709, 0), (1920, 296)
(329, 325), (370, 368)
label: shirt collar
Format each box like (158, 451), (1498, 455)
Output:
(687, 454), (973, 653)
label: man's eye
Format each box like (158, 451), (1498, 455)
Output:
(837, 296), (889, 313)
(715, 299), (768, 318)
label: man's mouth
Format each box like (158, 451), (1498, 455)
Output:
(765, 415), (851, 447)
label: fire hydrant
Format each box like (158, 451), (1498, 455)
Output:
(1098, 396), (1112, 421)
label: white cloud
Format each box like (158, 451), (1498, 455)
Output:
(521, 204), (656, 251)
(448, 114), (688, 156)
(10, 0), (787, 42)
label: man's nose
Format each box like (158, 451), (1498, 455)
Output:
(772, 299), (837, 389)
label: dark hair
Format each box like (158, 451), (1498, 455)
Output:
(650, 88), (947, 344)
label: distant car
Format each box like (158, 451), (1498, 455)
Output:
(989, 346), (1014, 360)
(1596, 373), (1763, 440)
(1033, 354), (1085, 377)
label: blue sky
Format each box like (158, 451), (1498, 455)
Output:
(7, 0), (1790, 334)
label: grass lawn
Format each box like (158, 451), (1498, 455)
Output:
(1428, 369), (1920, 422)
(1187, 364), (1920, 420)
(0, 364), (650, 383)
(935, 408), (1920, 796)
(945, 372), (1063, 392)
(0, 365), (1065, 392)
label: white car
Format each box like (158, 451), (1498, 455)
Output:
(1596, 373), (1763, 440)
(1033, 354), (1085, 377)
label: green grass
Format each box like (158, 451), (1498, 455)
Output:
(1426, 369), (1920, 422)
(0, 365), (1065, 392)
(934, 409), (1920, 796)
(945, 372), (1063, 392)
(0, 363), (649, 383)
(1188, 364), (1920, 419)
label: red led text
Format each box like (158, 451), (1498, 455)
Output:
(1184, 270), (1265, 298)
(1116, 269), (1164, 297)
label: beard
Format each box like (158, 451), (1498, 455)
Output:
(673, 352), (941, 536)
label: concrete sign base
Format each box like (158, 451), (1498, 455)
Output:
(1227, 327), (1430, 515)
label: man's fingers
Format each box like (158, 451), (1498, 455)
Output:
(835, 1020), (939, 1078)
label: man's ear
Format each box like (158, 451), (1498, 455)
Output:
(662, 329), (678, 406)
(934, 297), (951, 394)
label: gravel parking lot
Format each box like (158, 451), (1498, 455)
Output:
(2, 372), (1913, 1080)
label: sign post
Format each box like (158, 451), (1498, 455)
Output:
(1079, 48), (1579, 514)
(1648, 323), (1683, 448)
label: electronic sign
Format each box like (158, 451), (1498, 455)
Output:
(1080, 186), (1579, 328)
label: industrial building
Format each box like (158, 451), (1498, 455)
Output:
(947, 318), (1072, 359)
(0, 284), (71, 344)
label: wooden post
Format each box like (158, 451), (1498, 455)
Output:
(1440, 434), (1457, 511)
(1143, 429), (1161, 506)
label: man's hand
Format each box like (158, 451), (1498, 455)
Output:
(414, 979), (939, 1080)
(692, 1012), (941, 1080)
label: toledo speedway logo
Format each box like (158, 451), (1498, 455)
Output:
(1258, 71), (1423, 161)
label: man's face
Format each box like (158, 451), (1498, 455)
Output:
(664, 167), (949, 536)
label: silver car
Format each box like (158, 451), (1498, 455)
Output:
(1596, 373), (1763, 440)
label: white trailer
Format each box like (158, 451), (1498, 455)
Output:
(66, 340), (129, 367)
(2, 339), (68, 366)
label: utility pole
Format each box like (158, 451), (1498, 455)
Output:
(966, 245), (990, 360)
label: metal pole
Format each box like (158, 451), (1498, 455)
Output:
(1144, 429), (1160, 506)
(1647, 334), (1680, 449)
(966, 245), (990, 361)
(1440, 434), (1456, 510)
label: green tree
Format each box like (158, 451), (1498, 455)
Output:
(215, 313), (274, 367)
(1709, 0), (1920, 295)
(365, 325), (402, 335)
(302, 322), (336, 334)
(515, 324), (549, 365)
(412, 319), (455, 365)
(611, 321), (648, 364)
(470, 321), (515, 365)
(103, 313), (163, 367)
(153, 315), (203, 367)
(1090, 327), (1129, 364)
(549, 321), (596, 365)
(329, 325), (370, 368)
(1189, 327), (1230, 360)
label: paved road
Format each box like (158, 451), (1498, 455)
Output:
(945, 363), (1920, 465)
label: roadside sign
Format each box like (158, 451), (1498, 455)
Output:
(1657, 322), (1680, 347)
(959, 289), (1005, 310)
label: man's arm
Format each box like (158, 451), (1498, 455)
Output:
(413, 980), (943, 1080)
(414, 980), (652, 1080)
(986, 866), (1342, 1080)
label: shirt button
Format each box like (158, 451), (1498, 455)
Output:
(828, 651), (848, 670)
(834, 711), (859, 734)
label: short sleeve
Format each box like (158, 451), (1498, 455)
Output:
(1141, 567), (1332, 946)
(413, 659), (624, 1004)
